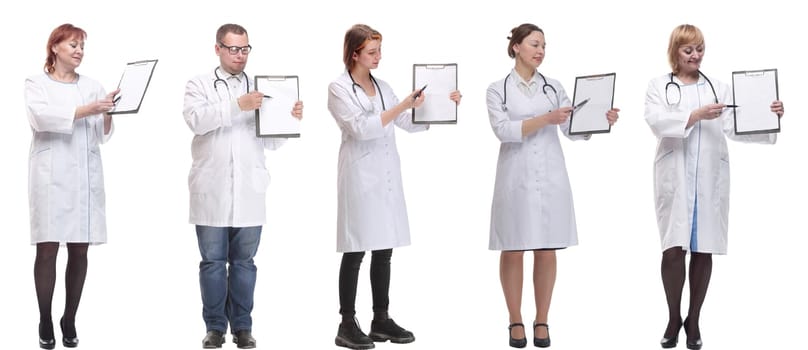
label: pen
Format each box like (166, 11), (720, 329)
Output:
(413, 84), (428, 100)
(573, 98), (590, 111)
(724, 104), (739, 108)
(263, 95), (272, 99)
(113, 95), (121, 104)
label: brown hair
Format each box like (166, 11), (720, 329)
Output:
(667, 24), (705, 74)
(507, 23), (543, 58)
(342, 24), (382, 70)
(44, 24), (87, 73)
(216, 23), (248, 43)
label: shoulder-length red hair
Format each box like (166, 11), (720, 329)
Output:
(44, 24), (87, 73)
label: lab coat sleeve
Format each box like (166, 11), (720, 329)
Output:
(558, 83), (589, 141)
(100, 118), (114, 144)
(486, 84), (522, 143)
(92, 85), (114, 144)
(644, 79), (695, 139)
(327, 81), (385, 140)
(183, 77), (237, 135)
(262, 138), (287, 150)
(719, 83), (777, 144)
(391, 91), (429, 133)
(24, 78), (75, 134)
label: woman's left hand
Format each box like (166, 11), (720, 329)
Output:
(291, 100), (303, 120)
(606, 108), (621, 126)
(771, 100), (784, 118)
(450, 90), (462, 105)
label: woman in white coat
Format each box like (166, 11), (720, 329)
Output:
(327, 24), (461, 350)
(645, 24), (784, 350)
(486, 23), (619, 349)
(24, 23), (119, 349)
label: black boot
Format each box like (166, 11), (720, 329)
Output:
(336, 318), (375, 349)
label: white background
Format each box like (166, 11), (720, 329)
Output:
(1, 1), (804, 349)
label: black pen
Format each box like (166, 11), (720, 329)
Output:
(724, 104), (739, 108)
(113, 95), (121, 104)
(263, 95), (272, 99)
(573, 98), (590, 111)
(413, 84), (428, 100)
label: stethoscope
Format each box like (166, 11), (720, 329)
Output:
(349, 71), (385, 111)
(501, 72), (558, 112)
(665, 70), (718, 105)
(213, 66), (250, 96)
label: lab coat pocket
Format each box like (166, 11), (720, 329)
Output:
(718, 157), (730, 213)
(189, 167), (216, 194)
(251, 168), (270, 193)
(88, 148), (105, 196)
(29, 147), (52, 193)
(654, 149), (675, 198)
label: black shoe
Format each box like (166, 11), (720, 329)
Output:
(60, 317), (79, 348)
(660, 317), (682, 348)
(369, 318), (415, 344)
(202, 330), (225, 349)
(683, 318), (702, 350)
(335, 319), (375, 349)
(533, 323), (551, 348)
(508, 323), (527, 348)
(232, 330), (256, 349)
(39, 321), (55, 350)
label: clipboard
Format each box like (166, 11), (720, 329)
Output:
(731, 68), (780, 135)
(412, 63), (458, 124)
(568, 72), (615, 135)
(108, 59), (158, 115)
(254, 75), (300, 138)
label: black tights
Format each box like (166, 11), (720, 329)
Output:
(338, 249), (393, 324)
(661, 247), (712, 340)
(34, 242), (89, 338)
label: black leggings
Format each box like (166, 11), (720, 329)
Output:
(338, 249), (392, 323)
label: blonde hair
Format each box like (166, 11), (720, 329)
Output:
(667, 24), (705, 74)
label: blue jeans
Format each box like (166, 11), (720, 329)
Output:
(196, 225), (261, 333)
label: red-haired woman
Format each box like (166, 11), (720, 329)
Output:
(24, 23), (119, 349)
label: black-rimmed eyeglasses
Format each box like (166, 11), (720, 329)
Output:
(218, 42), (252, 55)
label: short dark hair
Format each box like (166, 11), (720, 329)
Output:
(216, 23), (248, 43)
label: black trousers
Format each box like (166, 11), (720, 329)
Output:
(338, 249), (392, 321)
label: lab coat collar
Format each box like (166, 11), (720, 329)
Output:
(510, 68), (540, 88)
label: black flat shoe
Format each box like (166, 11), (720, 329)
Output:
(39, 321), (55, 350)
(60, 317), (79, 348)
(232, 330), (256, 349)
(533, 323), (551, 348)
(202, 330), (225, 349)
(660, 318), (682, 348)
(683, 317), (703, 350)
(508, 323), (527, 348)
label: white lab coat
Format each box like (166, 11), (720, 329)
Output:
(486, 70), (588, 251)
(25, 74), (114, 245)
(183, 67), (286, 227)
(644, 73), (776, 254)
(327, 71), (428, 252)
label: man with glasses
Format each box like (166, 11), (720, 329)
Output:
(183, 23), (303, 349)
